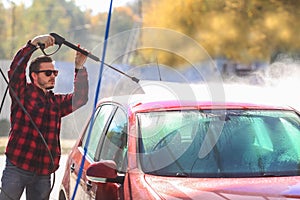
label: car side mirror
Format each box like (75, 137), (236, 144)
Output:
(86, 160), (125, 184)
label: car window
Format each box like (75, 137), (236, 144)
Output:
(139, 110), (300, 178)
(97, 107), (128, 172)
(138, 111), (196, 153)
(81, 104), (115, 160)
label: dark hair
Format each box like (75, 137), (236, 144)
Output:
(29, 56), (53, 83)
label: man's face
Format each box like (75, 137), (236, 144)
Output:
(32, 62), (58, 91)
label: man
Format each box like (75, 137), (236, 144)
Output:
(0, 34), (89, 199)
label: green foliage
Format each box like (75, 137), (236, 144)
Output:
(1, 0), (299, 66)
(143, 0), (300, 65)
(0, 0), (137, 62)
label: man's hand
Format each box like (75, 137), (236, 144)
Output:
(31, 34), (55, 49)
(75, 44), (88, 69)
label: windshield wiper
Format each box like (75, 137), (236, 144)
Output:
(262, 172), (282, 177)
(262, 171), (300, 177)
(175, 172), (189, 177)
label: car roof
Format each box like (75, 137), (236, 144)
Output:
(98, 81), (294, 113)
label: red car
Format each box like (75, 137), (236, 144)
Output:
(59, 82), (300, 199)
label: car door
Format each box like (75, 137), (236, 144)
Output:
(92, 106), (128, 200)
(69, 104), (115, 200)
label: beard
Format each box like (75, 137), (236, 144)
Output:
(45, 78), (55, 90)
(46, 85), (54, 90)
(37, 78), (55, 90)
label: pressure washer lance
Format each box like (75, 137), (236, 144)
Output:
(40, 33), (140, 83)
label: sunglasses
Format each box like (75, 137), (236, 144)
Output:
(34, 70), (58, 77)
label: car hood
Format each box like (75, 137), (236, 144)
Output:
(144, 174), (300, 199)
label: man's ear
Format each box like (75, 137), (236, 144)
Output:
(31, 72), (38, 84)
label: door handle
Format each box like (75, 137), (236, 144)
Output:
(86, 180), (92, 191)
(70, 163), (75, 173)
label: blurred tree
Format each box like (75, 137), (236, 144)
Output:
(0, 1), (15, 58)
(142, 0), (300, 65)
(25, 0), (90, 61)
(0, 0), (139, 62)
(0, 0), (92, 61)
(3, 0), (299, 67)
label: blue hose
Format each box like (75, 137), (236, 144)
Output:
(71, 1), (114, 199)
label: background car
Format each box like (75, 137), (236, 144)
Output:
(59, 81), (300, 200)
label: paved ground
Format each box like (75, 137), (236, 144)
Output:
(0, 154), (67, 200)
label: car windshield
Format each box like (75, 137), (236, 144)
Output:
(138, 109), (300, 178)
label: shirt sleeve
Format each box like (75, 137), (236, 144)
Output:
(8, 41), (37, 104)
(58, 67), (89, 117)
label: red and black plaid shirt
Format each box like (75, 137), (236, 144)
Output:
(6, 41), (88, 175)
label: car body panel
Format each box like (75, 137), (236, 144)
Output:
(143, 175), (300, 199)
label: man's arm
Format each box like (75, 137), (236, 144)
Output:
(58, 48), (89, 117)
(8, 42), (37, 101)
(57, 67), (89, 117)
(71, 47), (89, 110)
(72, 67), (89, 109)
